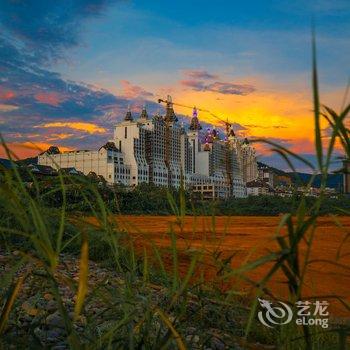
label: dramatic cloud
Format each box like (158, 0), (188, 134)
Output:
(0, 33), (138, 152)
(0, 32), (164, 155)
(0, 0), (135, 155)
(0, 37), (124, 118)
(0, 0), (119, 61)
(37, 122), (107, 134)
(120, 80), (154, 99)
(182, 70), (218, 80)
(180, 79), (256, 96)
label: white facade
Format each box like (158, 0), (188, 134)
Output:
(114, 112), (149, 187)
(247, 186), (268, 196)
(38, 145), (130, 185)
(246, 179), (272, 196)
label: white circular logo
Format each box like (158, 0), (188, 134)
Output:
(258, 298), (293, 328)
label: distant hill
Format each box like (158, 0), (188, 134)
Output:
(16, 156), (38, 166)
(258, 161), (343, 189)
(257, 161), (286, 176)
(287, 172), (343, 190)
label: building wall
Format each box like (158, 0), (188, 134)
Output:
(114, 121), (149, 186)
(231, 144), (246, 198)
(242, 144), (258, 183)
(168, 124), (182, 188)
(180, 132), (192, 174)
(196, 151), (210, 177)
(247, 186), (268, 196)
(187, 131), (201, 174)
(38, 148), (130, 185)
(258, 167), (275, 187)
(148, 117), (169, 187)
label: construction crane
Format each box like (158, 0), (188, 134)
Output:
(158, 96), (235, 196)
(158, 97), (233, 132)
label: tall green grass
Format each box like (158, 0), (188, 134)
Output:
(235, 33), (350, 349)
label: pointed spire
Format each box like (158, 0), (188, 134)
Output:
(140, 105), (148, 120)
(124, 105), (133, 121)
(205, 127), (214, 143)
(212, 125), (218, 139)
(192, 106), (198, 118)
(189, 106), (202, 131)
(228, 125), (235, 138)
(204, 142), (211, 151)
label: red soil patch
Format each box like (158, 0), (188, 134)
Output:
(89, 215), (350, 318)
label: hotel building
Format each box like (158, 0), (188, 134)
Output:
(39, 104), (258, 198)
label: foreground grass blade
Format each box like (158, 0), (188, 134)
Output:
(0, 274), (25, 335)
(312, 28), (323, 172)
(74, 231), (89, 319)
(156, 308), (186, 350)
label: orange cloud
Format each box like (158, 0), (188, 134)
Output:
(46, 133), (75, 141)
(37, 122), (107, 134)
(35, 92), (65, 106)
(0, 104), (18, 112)
(168, 75), (338, 156)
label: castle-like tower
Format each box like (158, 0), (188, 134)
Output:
(113, 107), (149, 187)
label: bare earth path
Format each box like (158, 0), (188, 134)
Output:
(95, 215), (350, 318)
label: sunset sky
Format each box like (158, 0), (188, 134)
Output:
(0, 0), (349, 171)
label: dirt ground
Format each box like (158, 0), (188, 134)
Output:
(96, 215), (350, 318)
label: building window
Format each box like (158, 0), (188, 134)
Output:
(125, 127), (127, 139)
